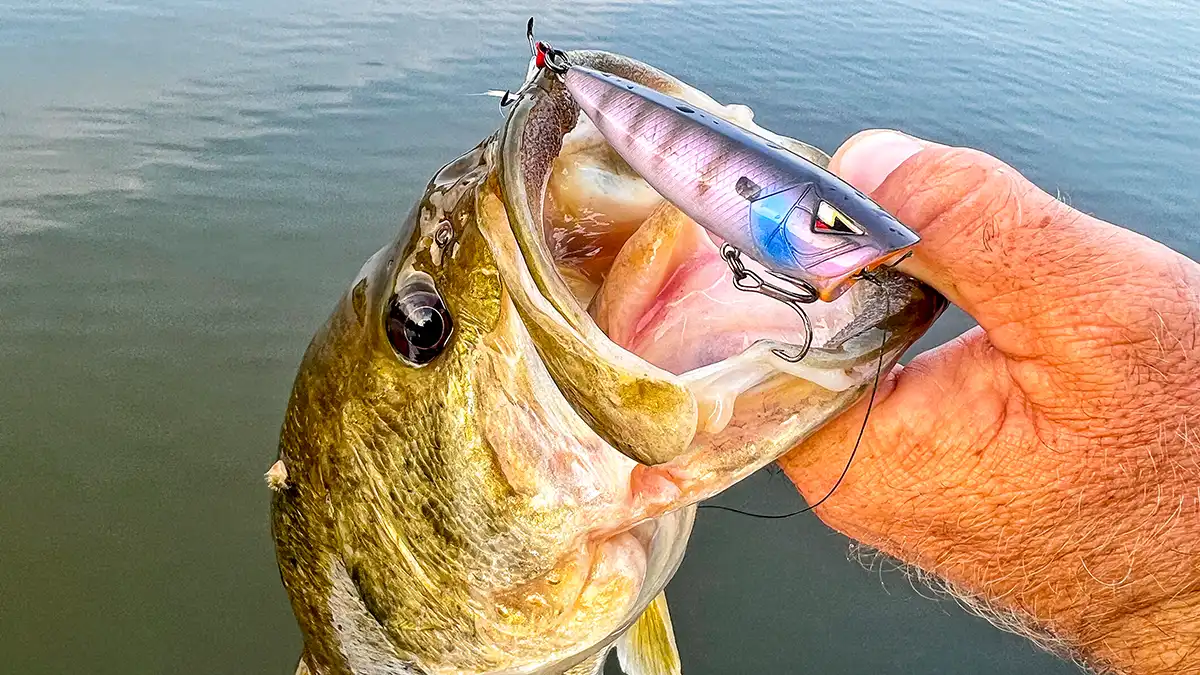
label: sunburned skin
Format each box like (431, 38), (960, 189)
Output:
(780, 131), (1200, 675)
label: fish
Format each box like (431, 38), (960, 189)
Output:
(269, 48), (946, 675)
(563, 65), (920, 303)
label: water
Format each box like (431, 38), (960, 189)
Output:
(1, 0), (1197, 672)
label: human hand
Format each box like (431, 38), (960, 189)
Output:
(779, 130), (1200, 674)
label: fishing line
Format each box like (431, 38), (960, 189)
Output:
(699, 281), (890, 519)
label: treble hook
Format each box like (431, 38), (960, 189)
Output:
(527, 18), (569, 73)
(720, 244), (818, 362)
(490, 18), (569, 111)
(719, 241), (908, 362)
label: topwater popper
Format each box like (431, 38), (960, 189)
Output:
(534, 44), (920, 359)
(560, 63), (919, 300)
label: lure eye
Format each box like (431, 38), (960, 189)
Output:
(813, 201), (865, 236)
(385, 280), (453, 366)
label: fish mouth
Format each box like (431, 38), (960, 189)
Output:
(493, 50), (945, 468)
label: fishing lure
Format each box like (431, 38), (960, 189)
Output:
(561, 65), (918, 303)
(523, 26), (919, 361)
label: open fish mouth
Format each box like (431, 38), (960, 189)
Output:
(488, 49), (945, 478)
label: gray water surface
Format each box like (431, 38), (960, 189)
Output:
(2, 1), (1198, 673)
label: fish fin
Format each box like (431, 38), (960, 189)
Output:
(616, 593), (682, 675)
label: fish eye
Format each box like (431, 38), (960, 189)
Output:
(385, 280), (453, 365)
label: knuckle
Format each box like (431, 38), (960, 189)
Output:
(891, 146), (1034, 242)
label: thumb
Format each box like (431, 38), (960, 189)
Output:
(782, 130), (1176, 520)
(828, 129), (937, 195)
(829, 129), (1140, 358)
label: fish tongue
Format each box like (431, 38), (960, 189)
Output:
(589, 202), (808, 375)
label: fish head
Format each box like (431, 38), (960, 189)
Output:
(271, 49), (946, 675)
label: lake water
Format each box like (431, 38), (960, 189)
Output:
(2, 0), (1197, 673)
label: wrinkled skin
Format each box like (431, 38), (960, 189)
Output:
(270, 53), (945, 675)
(782, 131), (1200, 674)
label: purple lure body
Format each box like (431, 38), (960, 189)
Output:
(564, 65), (919, 302)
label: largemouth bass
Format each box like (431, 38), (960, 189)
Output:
(269, 49), (946, 675)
